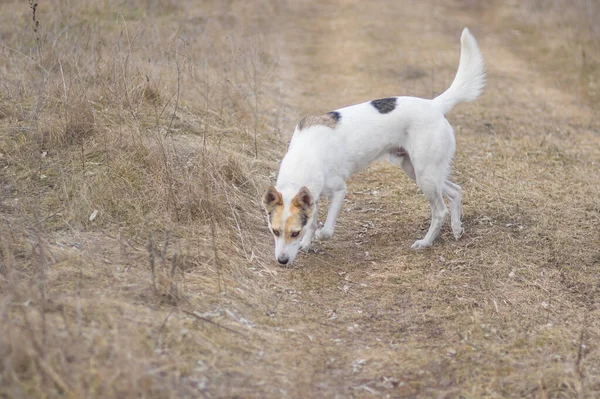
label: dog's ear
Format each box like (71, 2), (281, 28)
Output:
(262, 186), (283, 213)
(292, 186), (314, 212)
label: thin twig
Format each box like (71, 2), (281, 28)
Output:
(59, 305), (74, 340)
(38, 358), (71, 394)
(162, 228), (171, 269)
(0, 44), (49, 77)
(576, 312), (589, 379)
(165, 39), (182, 138)
(33, 221), (47, 361)
(209, 215), (223, 293)
(155, 306), (176, 347)
(182, 310), (246, 337)
(77, 268), (82, 336)
(223, 188), (248, 258)
(170, 253), (178, 279)
(30, 210), (63, 229)
(266, 290), (285, 316)
(169, 253), (179, 300)
(148, 232), (157, 297)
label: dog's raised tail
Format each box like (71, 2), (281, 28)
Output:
(433, 27), (485, 115)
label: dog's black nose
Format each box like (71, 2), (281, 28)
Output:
(277, 256), (289, 265)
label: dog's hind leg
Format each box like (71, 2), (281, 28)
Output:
(396, 155), (462, 243)
(411, 173), (448, 249)
(316, 187), (346, 241)
(442, 180), (463, 239)
(409, 120), (456, 249)
(389, 152), (448, 247)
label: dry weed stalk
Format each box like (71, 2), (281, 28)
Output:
(148, 231), (157, 297)
(148, 229), (182, 304)
(182, 309), (246, 338)
(33, 224), (47, 360)
(165, 39), (184, 138)
(232, 37), (278, 158)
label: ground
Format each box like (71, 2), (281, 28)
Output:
(1, 0), (599, 398)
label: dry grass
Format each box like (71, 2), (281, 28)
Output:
(1, 0), (284, 397)
(1, 0), (599, 398)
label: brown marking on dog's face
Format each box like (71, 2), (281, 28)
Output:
(263, 186), (314, 264)
(298, 111), (341, 131)
(262, 186), (282, 213)
(284, 207), (304, 243)
(263, 186), (313, 238)
(262, 186), (284, 234)
(282, 186), (313, 241)
(284, 205), (308, 243)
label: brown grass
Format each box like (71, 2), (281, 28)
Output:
(1, 0), (599, 398)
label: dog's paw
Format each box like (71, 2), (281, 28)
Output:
(300, 243), (313, 253)
(452, 226), (464, 240)
(316, 227), (333, 241)
(301, 246), (319, 254)
(411, 239), (432, 250)
(300, 234), (314, 252)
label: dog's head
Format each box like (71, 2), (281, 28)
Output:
(262, 186), (314, 265)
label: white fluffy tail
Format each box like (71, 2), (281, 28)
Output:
(433, 27), (485, 115)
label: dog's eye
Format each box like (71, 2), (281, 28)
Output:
(290, 231), (300, 238)
(272, 229), (280, 237)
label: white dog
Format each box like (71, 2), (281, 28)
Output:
(263, 28), (485, 265)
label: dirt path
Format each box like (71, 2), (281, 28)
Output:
(259, 0), (600, 397)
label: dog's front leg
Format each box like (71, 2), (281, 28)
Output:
(316, 188), (346, 240)
(300, 203), (318, 252)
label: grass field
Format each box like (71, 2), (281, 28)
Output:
(1, 0), (599, 397)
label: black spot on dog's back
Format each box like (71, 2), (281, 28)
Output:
(371, 97), (397, 114)
(326, 111), (341, 123)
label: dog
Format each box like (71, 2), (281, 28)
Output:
(262, 28), (485, 265)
